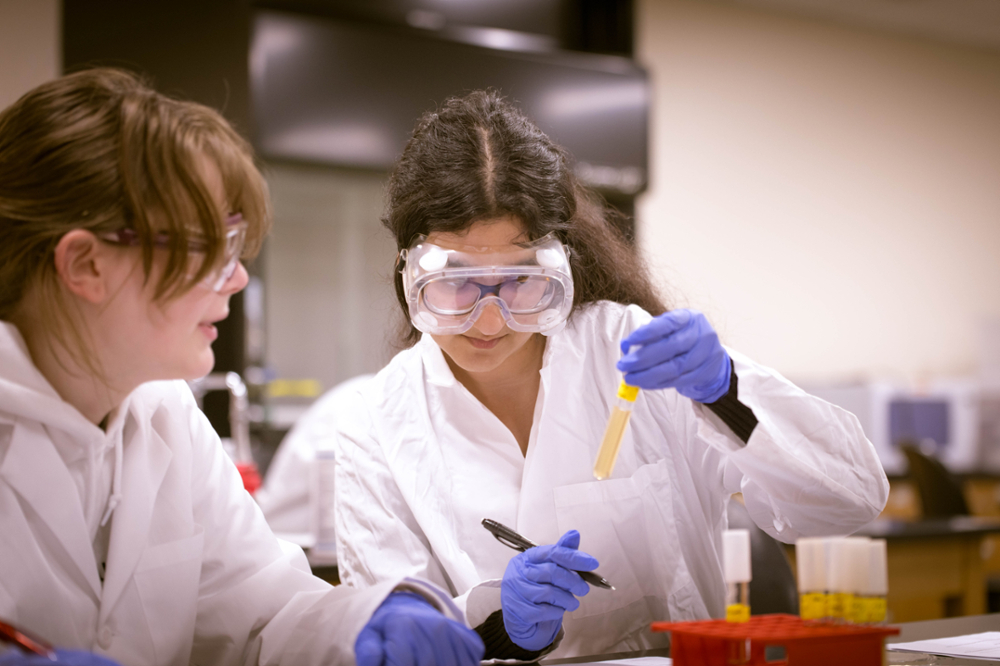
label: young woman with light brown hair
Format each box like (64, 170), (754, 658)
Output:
(0, 68), (483, 666)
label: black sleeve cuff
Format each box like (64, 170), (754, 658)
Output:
(474, 610), (550, 662)
(704, 360), (758, 444)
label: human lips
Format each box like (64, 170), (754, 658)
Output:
(198, 314), (227, 341)
(465, 335), (502, 350)
(198, 322), (219, 341)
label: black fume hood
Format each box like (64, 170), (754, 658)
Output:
(251, 10), (649, 196)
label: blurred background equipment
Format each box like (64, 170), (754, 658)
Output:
(899, 444), (971, 520)
(801, 380), (983, 476)
(188, 372), (262, 495)
(254, 374), (374, 537)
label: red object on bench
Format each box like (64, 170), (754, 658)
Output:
(651, 614), (899, 666)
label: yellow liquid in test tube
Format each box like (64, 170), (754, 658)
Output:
(593, 381), (640, 480)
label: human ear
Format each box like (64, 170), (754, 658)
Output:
(53, 229), (113, 304)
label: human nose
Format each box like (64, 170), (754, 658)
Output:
(220, 261), (249, 295)
(473, 301), (506, 336)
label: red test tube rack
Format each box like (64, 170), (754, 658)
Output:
(651, 614), (899, 666)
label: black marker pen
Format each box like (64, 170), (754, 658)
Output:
(481, 518), (615, 590)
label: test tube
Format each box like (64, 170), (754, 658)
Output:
(593, 380), (640, 480)
(827, 536), (869, 623)
(310, 443), (338, 565)
(846, 537), (871, 624)
(862, 539), (888, 624)
(723, 529), (751, 622)
(795, 537), (828, 621)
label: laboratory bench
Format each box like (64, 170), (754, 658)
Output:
(873, 474), (1000, 622)
(885, 613), (999, 666)
(891, 612), (1000, 643)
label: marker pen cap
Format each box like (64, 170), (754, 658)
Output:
(723, 529), (751, 583)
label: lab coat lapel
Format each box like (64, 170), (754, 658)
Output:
(0, 419), (103, 600)
(408, 340), (502, 590)
(517, 340), (563, 541)
(100, 407), (172, 622)
(517, 326), (604, 541)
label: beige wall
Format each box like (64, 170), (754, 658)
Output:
(636, 0), (1000, 384)
(0, 0), (60, 110)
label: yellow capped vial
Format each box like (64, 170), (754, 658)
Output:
(723, 529), (752, 623)
(593, 381), (639, 480)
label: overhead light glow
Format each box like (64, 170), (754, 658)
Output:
(541, 82), (647, 120)
(250, 17), (305, 82)
(446, 25), (557, 53)
(265, 123), (395, 167)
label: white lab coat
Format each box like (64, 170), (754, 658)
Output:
(335, 301), (889, 658)
(0, 321), (456, 666)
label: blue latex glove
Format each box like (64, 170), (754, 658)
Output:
(355, 591), (484, 666)
(501, 530), (598, 651)
(0, 649), (122, 665)
(617, 309), (731, 403)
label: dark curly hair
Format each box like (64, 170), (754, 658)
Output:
(383, 89), (666, 347)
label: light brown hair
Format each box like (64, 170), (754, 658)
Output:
(384, 89), (667, 347)
(0, 67), (270, 367)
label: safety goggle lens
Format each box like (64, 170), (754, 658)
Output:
(422, 276), (557, 315)
(202, 222), (247, 292)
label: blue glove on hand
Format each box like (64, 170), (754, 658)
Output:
(501, 530), (598, 651)
(616, 309), (731, 403)
(355, 591), (484, 666)
(0, 649), (121, 665)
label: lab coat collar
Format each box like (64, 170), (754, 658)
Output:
(418, 334), (457, 388)
(0, 321), (106, 438)
(0, 419), (105, 601)
(0, 320), (174, 615)
(99, 396), (172, 623)
(0, 322), (123, 602)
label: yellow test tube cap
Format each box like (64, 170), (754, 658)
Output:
(617, 381), (639, 402)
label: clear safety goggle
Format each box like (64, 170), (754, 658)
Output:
(98, 213), (247, 292)
(400, 232), (574, 336)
